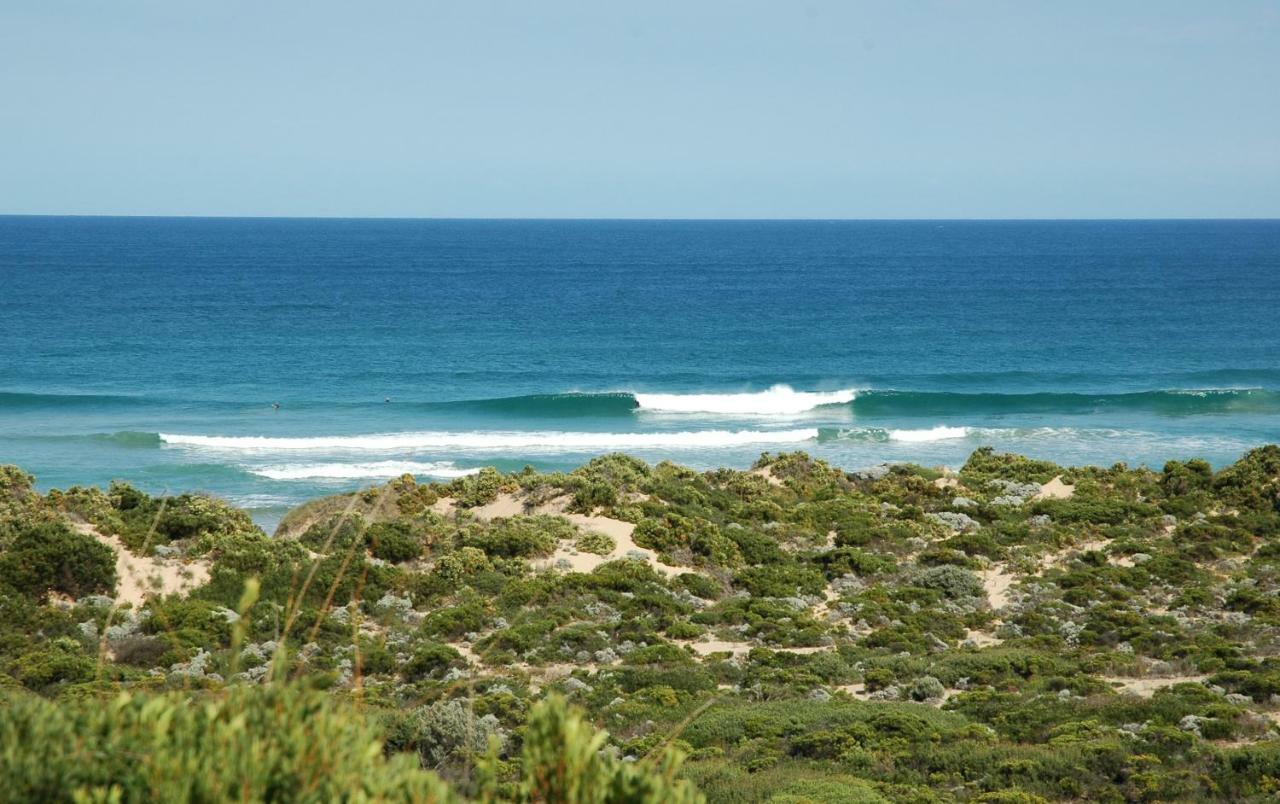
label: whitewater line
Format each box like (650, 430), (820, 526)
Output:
(633, 384), (858, 415)
(160, 428), (822, 452)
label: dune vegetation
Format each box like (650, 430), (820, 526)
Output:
(1, 446), (1279, 802)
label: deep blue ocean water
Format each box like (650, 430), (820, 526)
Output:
(2, 217), (1278, 530)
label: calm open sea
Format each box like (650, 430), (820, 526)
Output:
(2, 217), (1278, 529)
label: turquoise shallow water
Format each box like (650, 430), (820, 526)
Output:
(2, 217), (1278, 530)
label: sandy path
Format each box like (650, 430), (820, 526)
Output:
(979, 567), (1015, 610)
(680, 638), (833, 657)
(73, 522), (210, 607)
(1104, 675), (1210, 697)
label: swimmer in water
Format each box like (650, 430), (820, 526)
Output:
(272, 402), (280, 410)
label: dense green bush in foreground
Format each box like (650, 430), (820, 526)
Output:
(0, 684), (698, 803)
(1, 447), (1279, 801)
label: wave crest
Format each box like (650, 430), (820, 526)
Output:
(634, 385), (857, 415)
(887, 425), (971, 442)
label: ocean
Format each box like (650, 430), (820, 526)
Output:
(2, 217), (1278, 531)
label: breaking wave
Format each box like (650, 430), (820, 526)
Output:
(160, 428), (821, 452)
(247, 460), (480, 480)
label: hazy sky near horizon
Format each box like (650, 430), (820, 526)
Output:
(2, 1), (1278, 218)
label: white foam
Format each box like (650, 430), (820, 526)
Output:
(161, 428), (820, 452)
(886, 425), (971, 442)
(248, 461), (481, 480)
(633, 385), (857, 415)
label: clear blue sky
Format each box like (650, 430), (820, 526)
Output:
(2, 1), (1277, 218)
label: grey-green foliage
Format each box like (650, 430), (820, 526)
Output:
(913, 564), (985, 600)
(408, 698), (508, 769)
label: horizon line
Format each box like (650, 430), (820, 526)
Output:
(2, 213), (1279, 223)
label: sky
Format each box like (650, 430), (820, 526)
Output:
(1, 1), (1277, 219)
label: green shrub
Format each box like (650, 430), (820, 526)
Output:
(0, 520), (117, 599)
(9, 638), (95, 690)
(365, 520), (423, 563)
(575, 530), (616, 555)
(389, 698), (508, 770)
(462, 515), (572, 559)
(450, 467), (505, 508)
(510, 694), (702, 803)
(0, 684), (456, 802)
(403, 642), (464, 681)
(734, 563), (825, 598)
(912, 565), (984, 600)
(961, 448), (1063, 485)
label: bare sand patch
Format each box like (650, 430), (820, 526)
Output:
(1105, 675), (1210, 697)
(448, 641), (482, 666)
(530, 495), (572, 515)
(979, 567), (1015, 610)
(471, 493), (526, 520)
(750, 467), (785, 488)
(426, 492), (694, 578)
(964, 629), (1003, 647)
(685, 639), (752, 657)
(549, 509), (688, 578)
(1034, 475), (1074, 501)
(680, 639), (833, 657)
(1037, 537), (1112, 570)
(73, 523), (210, 607)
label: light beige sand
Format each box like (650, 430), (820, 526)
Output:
(750, 467), (785, 487)
(933, 477), (961, 489)
(73, 522), (210, 607)
(1036, 537), (1111, 570)
(471, 493), (526, 520)
(979, 567), (1015, 610)
(1034, 475), (1075, 500)
(457, 492), (691, 578)
(543, 510), (687, 578)
(684, 639), (752, 657)
(680, 638), (833, 657)
(964, 629), (1002, 647)
(448, 641), (482, 666)
(809, 582), (840, 619)
(1104, 675), (1210, 697)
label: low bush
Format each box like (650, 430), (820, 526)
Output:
(0, 520), (116, 600)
